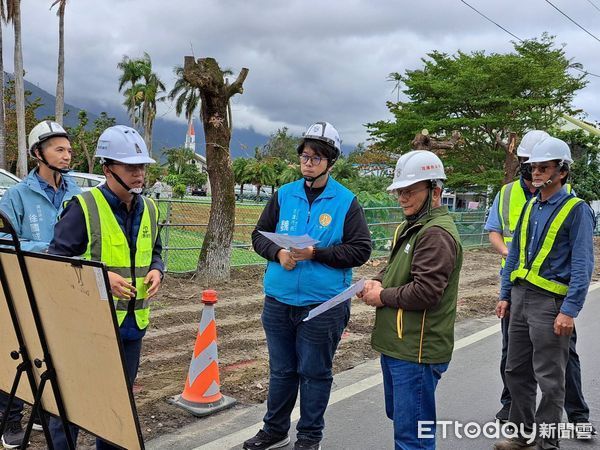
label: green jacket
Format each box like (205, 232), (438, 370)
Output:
(371, 206), (463, 364)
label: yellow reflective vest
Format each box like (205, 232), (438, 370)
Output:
(509, 195), (583, 295)
(498, 181), (571, 267)
(76, 188), (159, 329)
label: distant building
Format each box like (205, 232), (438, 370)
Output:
(185, 120), (210, 194)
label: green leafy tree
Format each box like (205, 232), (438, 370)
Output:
(232, 157), (250, 197)
(68, 110), (116, 173)
(3, 79), (42, 173)
(367, 34), (587, 191)
(246, 158), (276, 201)
(260, 127), (301, 163)
(278, 163), (301, 186)
(162, 146), (207, 190)
(331, 156), (357, 182)
(552, 128), (600, 203)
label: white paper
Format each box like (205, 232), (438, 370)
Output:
(303, 278), (365, 322)
(93, 267), (109, 301)
(258, 231), (319, 249)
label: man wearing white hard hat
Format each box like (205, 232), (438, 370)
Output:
(486, 131), (590, 430)
(247, 122), (371, 450)
(494, 137), (595, 450)
(48, 125), (164, 450)
(0, 120), (81, 448)
(358, 150), (463, 450)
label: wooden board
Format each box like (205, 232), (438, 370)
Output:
(0, 252), (143, 450)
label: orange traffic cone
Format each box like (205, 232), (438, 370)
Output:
(169, 290), (236, 416)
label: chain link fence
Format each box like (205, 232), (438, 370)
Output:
(157, 198), (490, 274)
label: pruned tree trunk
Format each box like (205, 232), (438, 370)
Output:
(13, 0), (27, 178)
(143, 106), (154, 154)
(411, 130), (462, 155)
(54, 1), (66, 125)
(0, 22), (6, 170)
(184, 56), (249, 283)
(499, 132), (519, 184)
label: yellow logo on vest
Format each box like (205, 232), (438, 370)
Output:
(319, 213), (332, 227)
(142, 224), (150, 239)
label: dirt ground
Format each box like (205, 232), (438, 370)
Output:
(29, 239), (600, 448)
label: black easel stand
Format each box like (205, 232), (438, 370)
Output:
(0, 211), (76, 450)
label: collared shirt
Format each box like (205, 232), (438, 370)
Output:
(35, 170), (69, 210)
(484, 177), (535, 233)
(49, 186), (164, 336)
(500, 188), (595, 318)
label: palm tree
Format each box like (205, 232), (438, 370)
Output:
(117, 53), (165, 152)
(140, 70), (165, 153)
(246, 158), (276, 201)
(0, 0), (7, 169)
(117, 54), (146, 129)
(278, 163), (301, 187)
(6, 0), (27, 177)
(169, 65), (200, 127)
(51, 0), (67, 125)
(232, 157), (250, 199)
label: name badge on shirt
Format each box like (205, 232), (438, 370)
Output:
(404, 243), (411, 254)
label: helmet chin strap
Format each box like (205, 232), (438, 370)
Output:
(35, 153), (71, 175)
(303, 168), (329, 189)
(108, 168), (143, 195)
(405, 184), (434, 223)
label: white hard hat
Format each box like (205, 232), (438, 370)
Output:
(95, 125), (156, 164)
(303, 121), (341, 153)
(517, 130), (550, 159)
(28, 120), (69, 156)
(528, 137), (573, 165)
(387, 150), (446, 191)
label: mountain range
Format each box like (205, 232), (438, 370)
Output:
(14, 73), (270, 161)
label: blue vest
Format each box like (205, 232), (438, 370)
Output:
(264, 178), (355, 306)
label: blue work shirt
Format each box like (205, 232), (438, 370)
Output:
(49, 185), (164, 338)
(484, 177), (535, 233)
(500, 188), (595, 318)
(35, 171), (69, 210)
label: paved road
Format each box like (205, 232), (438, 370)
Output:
(148, 284), (600, 450)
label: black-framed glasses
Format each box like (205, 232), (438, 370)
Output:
(300, 154), (327, 165)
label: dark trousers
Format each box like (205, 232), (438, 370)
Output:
(500, 310), (590, 422)
(0, 392), (24, 424)
(505, 284), (571, 450)
(261, 296), (350, 443)
(48, 337), (143, 449)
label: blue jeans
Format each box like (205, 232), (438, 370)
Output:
(261, 296), (350, 443)
(0, 391), (24, 424)
(49, 335), (143, 449)
(381, 354), (449, 450)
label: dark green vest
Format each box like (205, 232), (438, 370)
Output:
(371, 206), (463, 364)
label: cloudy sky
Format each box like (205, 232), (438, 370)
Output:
(3, 0), (600, 146)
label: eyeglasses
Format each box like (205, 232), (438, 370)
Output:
(530, 163), (557, 174)
(394, 186), (429, 200)
(300, 154), (327, 165)
(110, 162), (148, 173)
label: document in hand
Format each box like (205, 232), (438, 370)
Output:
(258, 231), (319, 249)
(303, 278), (366, 322)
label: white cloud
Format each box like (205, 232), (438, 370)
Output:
(2, 0), (600, 145)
